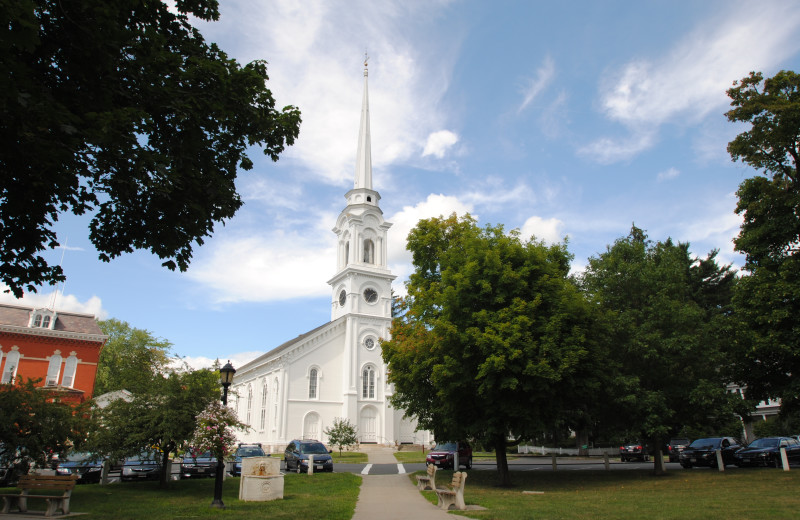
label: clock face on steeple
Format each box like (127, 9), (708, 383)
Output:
(363, 288), (378, 303)
(339, 290), (347, 306)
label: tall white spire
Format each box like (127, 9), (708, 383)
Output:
(354, 55), (372, 190)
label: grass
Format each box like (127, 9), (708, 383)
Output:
(394, 450), (501, 464)
(1, 473), (360, 520)
(330, 451), (368, 463)
(414, 468), (800, 520)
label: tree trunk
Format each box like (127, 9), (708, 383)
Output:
(494, 434), (512, 487)
(651, 437), (667, 476)
(160, 448), (172, 488)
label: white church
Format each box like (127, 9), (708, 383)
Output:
(230, 63), (430, 452)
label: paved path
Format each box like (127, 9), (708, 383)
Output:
(351, 446), (452, 520)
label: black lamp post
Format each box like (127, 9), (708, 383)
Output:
(211, 361), (236, 509)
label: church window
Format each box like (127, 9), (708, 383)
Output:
(362, 365), (375, 399)
(345, 242), (350, 266)
(246, 385), (253, 426)
(61, 354), (78, 388)
(260, 380), (268, 430)
(1, 349), (19, 384)
(339, 289), (347, 306)
(46, 351), (62, 386)
(364, 337), (376, 351)
(363, 288), (378, 303)
(309, 368), (318, 399)
(363, 239), (374, 263)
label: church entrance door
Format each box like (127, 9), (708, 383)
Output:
(304, 412), (320, 440)
(360, 407), (377, 443)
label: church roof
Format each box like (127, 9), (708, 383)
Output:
(237, 316), (347, 372)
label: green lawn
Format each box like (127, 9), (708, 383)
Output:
(414, 468), (800, 520)
(394, 450), (500, 464)
(330, 451), (368, 463)
(2, 473), (360, 520)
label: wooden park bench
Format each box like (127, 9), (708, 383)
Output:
(435, 471), (467, 511)
(0, 474), (79, 517)
(416, 464), (436, 490)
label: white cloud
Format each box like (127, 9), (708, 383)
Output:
(0, 288), (108, 319)
(173, 351), (264, 371)
(197, 0), (459, 186)
(519, 216), (566, 244)
(519, 56), (555, 113)
(422, 130), (459, 158)
(657, 167), (680, 181)
(578, 131), (655, 164)
(587, 2), (800, 162)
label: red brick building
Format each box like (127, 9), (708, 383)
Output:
(0, 303), (107, 402)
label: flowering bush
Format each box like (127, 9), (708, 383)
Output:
(188, 401), (247, 459)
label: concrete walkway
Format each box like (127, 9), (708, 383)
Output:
(351, 446), (453, 519)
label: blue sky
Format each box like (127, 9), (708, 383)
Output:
(4, 0), (800, 369)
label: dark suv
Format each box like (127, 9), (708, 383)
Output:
(619, 442), (650, 462)
(666, 438), (691, 462)
(679, 437), (741, 468)
(425, 441), (472, 469)
(230, 444), (266, 477)
(283, 440), (333, 473)
(180, 450), (217, 479)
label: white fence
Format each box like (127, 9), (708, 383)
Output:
(517, 445), (614, 456)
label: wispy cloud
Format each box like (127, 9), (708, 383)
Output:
(519, 56), (555, 113)
(657, 167), (680, 182)
(583, 2), (800, 163)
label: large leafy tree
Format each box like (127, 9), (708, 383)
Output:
(726, 70), (800, 413)
(94, 319), (172, 396)
(0, 379), (93, 474)
(382, 214), (598, 487)
(91, 368), (219, 488)
(581, 227), (741, 473)
(1, 0), (301, 297)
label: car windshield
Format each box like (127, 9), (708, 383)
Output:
(670, 439), (689, 445)
(433, 442), (458, 451)
(126, 453), (160, 464)
(236, 446), (264, 457)
(300, 443), (329, 455)
(186, 451), (213, 459)
(689, 438), (720, 449)
(748, 438), (779, 448)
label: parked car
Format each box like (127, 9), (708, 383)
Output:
(230, 443), (266, 476)
(180, 450), (218, 479)
(121, 453), (162, 481)
(425, 441), (473, 469)
(283, 440), (333, 473)
(667, 438), (691, 463)
(55, 452), (104, 484)
(619, 442), (649, 462)
(679, 437), (741, 468)
(734, 437), (800, 468)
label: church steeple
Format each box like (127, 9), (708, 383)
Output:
(354, 56), (372, 190)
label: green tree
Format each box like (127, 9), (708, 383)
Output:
(324, 418), (359, 457)
(1, 0), (301, 297)
(581, 226), (741, 473)
(726, 70), (800, 413)
(95, 319), (172, 396)
(0, 378), (93, 474)
(91, 368), (219, 488)
(382, 214), (598, 487)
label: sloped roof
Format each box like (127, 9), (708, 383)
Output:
(0, 302), (105, 337)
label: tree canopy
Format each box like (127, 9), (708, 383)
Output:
(1, 0), (301, 297)
(580, 226), (741, 472)
(382, 214), (598, 486)
(726, 70), (800, 413)
(91, 367), (219, 488)
(95, 318), (173, 396)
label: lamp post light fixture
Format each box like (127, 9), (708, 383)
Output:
(211, 360), (236, 509)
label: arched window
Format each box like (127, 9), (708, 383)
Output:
(273, 378), (280, 426)
(363, 239), (374, 263)
(46, 351), (62, 386)
(309, 368), (318, 399)
(1, 349), (19, 384)
(42, 315), (51, 328)
(344, 242), (350, 266)
(33, 315), (42, 327)
(246, 385), (253, 426)
(362, 365), (375, 399)
(260, 380), (268, 430)
(61, 354), (78, 388)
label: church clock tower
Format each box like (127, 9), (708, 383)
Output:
(327, 59), (396, 434)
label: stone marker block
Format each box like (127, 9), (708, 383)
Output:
(239, 474), (284, 501)
(241, 456), (280, 476)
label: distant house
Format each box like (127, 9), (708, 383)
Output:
(0, 303), (107, 402)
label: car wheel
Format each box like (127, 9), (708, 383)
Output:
(296, 463), (302, 474)
(621, 457), (627, 462)
(772, 456), (782, 469)
(644, 454), (650, 462)
(465, 457), (472, 470)
(680, 463), (691, 469)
